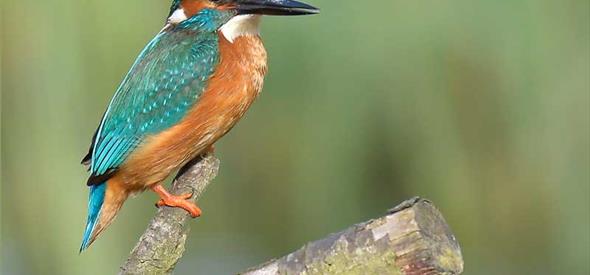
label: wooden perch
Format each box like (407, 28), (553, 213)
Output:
(119, 154), (220, 275)
(119, 154), (463, 275)
(242, 197), (463, 275)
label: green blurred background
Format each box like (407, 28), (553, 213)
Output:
(2, 0), (589, 274)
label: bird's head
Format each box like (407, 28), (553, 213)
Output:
(166, 0), (319, 41)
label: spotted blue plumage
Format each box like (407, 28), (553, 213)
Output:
(89, 9), (235, 178)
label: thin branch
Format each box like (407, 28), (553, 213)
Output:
(119, 154), (220, 275)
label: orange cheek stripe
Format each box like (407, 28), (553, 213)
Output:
(180, 0), (213, 17)
(217, 4), (236, 11)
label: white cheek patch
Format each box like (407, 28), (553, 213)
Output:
(168, 8), (187, 24)
(220, 15), (261, 43)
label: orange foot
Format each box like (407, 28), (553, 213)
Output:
(151, 185), (202, 218)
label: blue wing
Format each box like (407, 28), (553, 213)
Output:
(87, 27), (221, 183)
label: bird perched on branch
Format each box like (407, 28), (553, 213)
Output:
(80, 0), (318, 251)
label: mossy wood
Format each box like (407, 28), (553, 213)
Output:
(241, 197), (463, 275)
(119, 154), (220, 275)
(119, 154), (463, 275)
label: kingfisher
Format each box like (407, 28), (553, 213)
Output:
(80, 0), (318, 251)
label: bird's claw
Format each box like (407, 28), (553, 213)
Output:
(155, 192), (201, 218)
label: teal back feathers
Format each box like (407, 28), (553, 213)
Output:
(89, 9), (235, 178)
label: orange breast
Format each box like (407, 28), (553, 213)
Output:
(120, 33), (267, 191)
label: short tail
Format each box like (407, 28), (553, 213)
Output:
(80, 179), (127, 252)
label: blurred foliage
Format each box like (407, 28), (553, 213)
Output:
(1, 0), (589, 274)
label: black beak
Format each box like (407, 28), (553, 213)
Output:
(237, 0), (319, 16)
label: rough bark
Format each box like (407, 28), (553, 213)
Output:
(241, 197), (463, 275)
(119, 154), (220, 275)
(119, 154), (463, 275)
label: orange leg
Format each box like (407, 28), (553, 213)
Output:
(151, 185), (201, 218)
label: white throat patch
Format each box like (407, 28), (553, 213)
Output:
(220, 15), (261, 43)
(168, 8), (187, 24)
